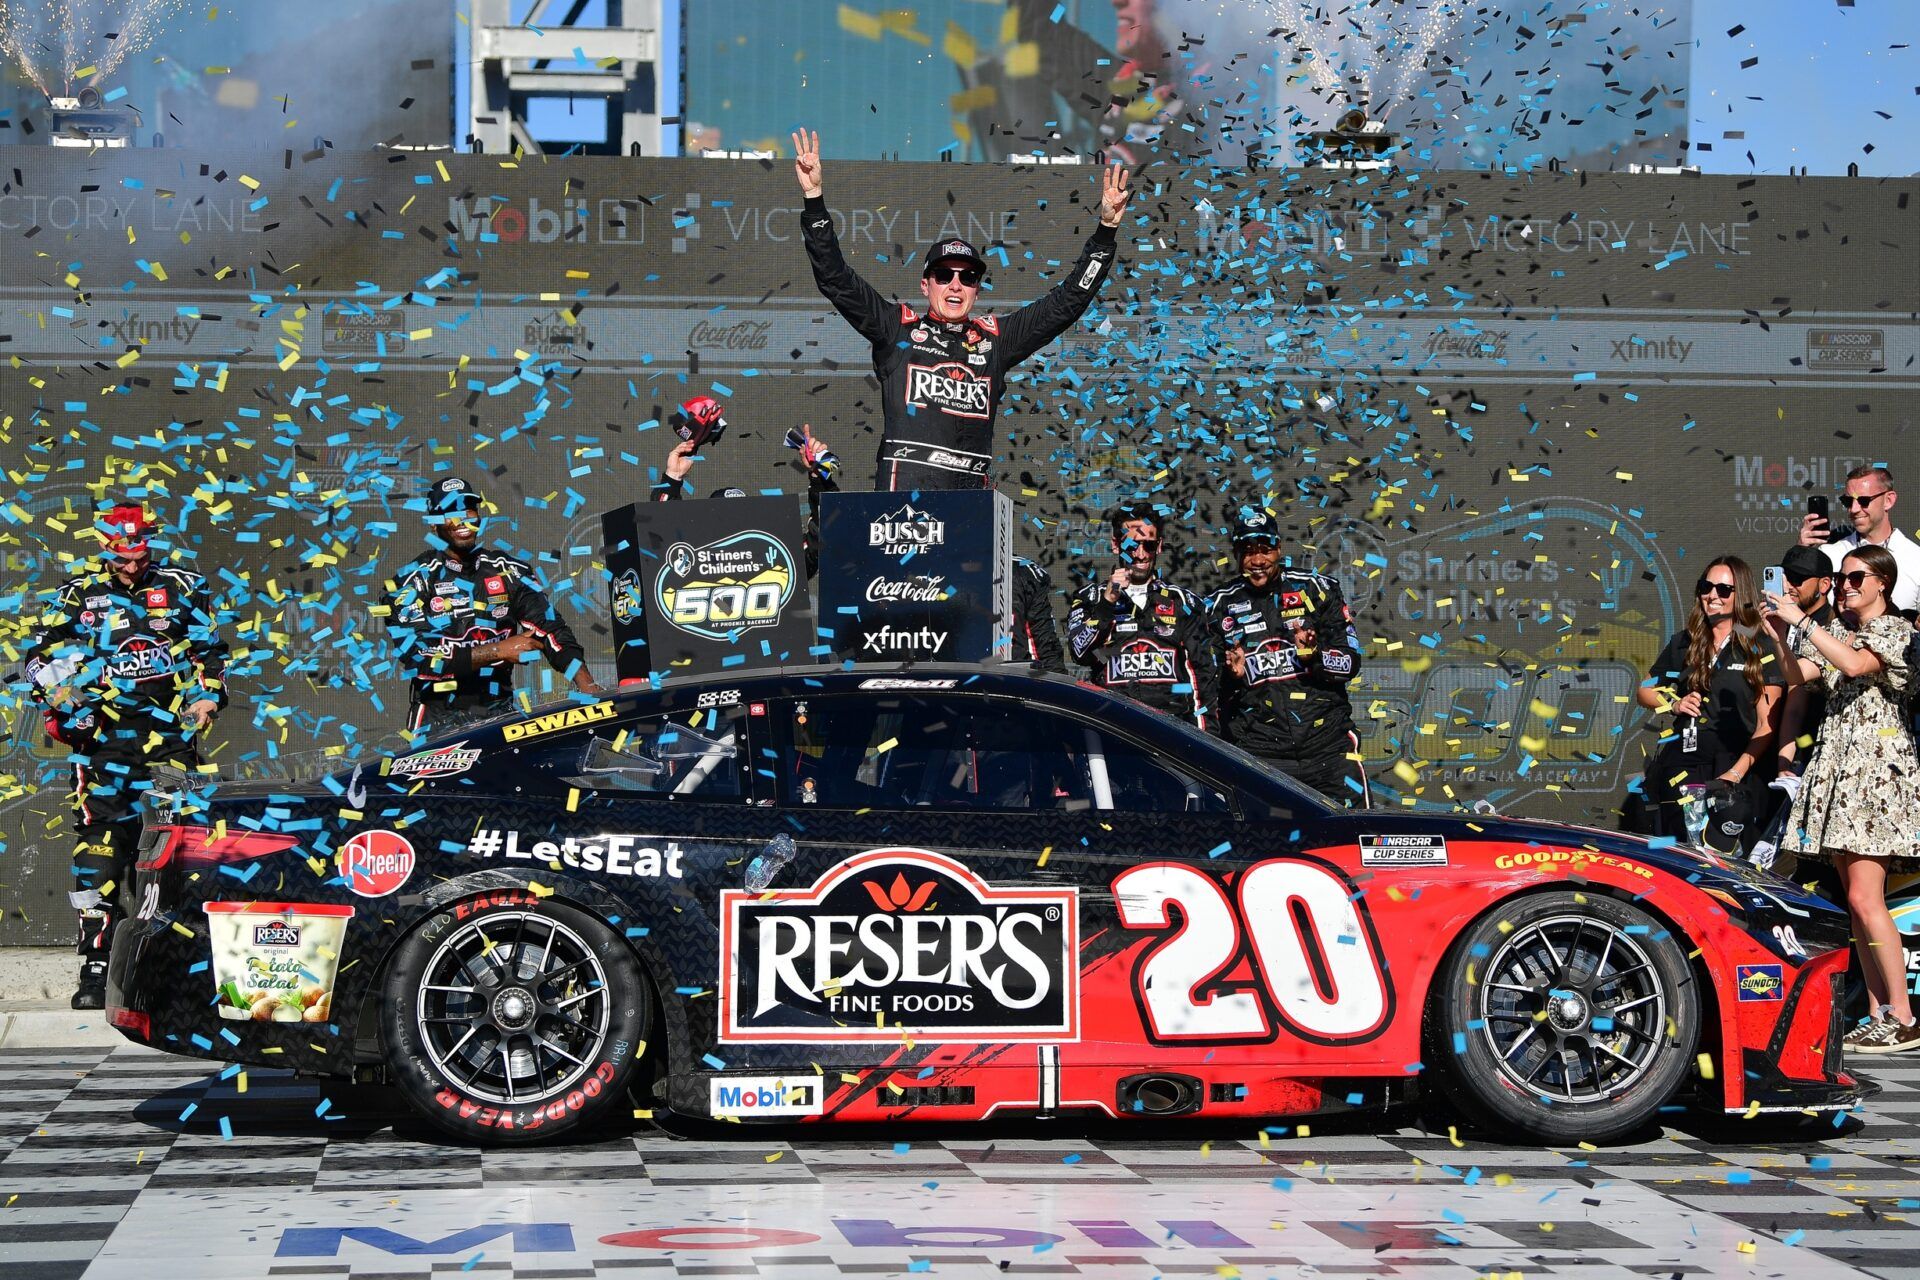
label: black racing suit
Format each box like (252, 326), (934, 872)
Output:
(21, 558), (230, 959)
(802, 193), (1119, 490)
(1011, 557), (1065, 672)
(1066, 576), (1216, 728)
(1208, 571), (1368, 805)
(382, 547), (589, 737)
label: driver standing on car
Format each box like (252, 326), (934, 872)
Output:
(1066, 503), (1213, 726)
(1208, 506), (1368, 805)
(19, 501), (229, 1008)
(794, 127), (1130, 490)
(382, 477), (602, 739)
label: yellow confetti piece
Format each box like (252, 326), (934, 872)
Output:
(1696, 1053), (1716, 1080)
(566, 787), (580, 813)
(528, 881), (555, 898)
(1036, 845), (1051, 868)
(1737, 1241), (1757, 1254)
(1615, 470), (1634, 481)
(237, 174), (259, 190)
(170, 920), (195, 938)
(765, 1151), (784, 1162)
(874, 736), (898, 754)
(1447, 1125), (1465, 1148)
(236, 1072), (247, 1094)
(632, 1108), (653, 1119)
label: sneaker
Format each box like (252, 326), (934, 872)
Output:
(1857, 1017), (1920, 1056)
(70, 960), (106, 1011)
(1844, 1016), (1896, 1052)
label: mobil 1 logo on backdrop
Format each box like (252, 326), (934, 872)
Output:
(816, 490), (1012, 664)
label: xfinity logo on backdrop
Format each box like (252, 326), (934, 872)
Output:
(110, 315), (201, 346)
(862, 625), (948, 655)
(1609, 334), (1693, 363)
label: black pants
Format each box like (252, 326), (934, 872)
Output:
(1253, 732), (1371, 808)
(71, 734), (198, 958)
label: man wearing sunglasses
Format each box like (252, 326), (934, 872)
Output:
(382, 476), (602, 740)
(1800, 464), (1920, 614)
(18, 501), (229, 1007)
(794, 127), (1130, 490)
(1066, 503), (1214, 726)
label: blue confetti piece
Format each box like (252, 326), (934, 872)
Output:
(1062, 1153), (1081, 1164)
(1049, 2), (1066, 19)
(908, 1262), (930, 1274)
(218, 1115), (233, 1141)
(702, 1053), (725, 1070)
(462, 1252), (486, 1272)
(894, 1141), (911, 1154)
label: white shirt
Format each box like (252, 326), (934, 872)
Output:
(1823, 526), (1920, 614)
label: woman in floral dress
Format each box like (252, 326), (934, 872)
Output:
(1767, 545), (1920, 1054)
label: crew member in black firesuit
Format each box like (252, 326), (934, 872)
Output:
(20, 501), (229, 1008)
(654, 408), (1065, 669)
(1066, 503), (1213, 726)
(792, 126), (1131, 490)
(382, 476), (601, 739)
(1209, 507), (1369, 805)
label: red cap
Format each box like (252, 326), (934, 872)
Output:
(102, 503), (154, 554)
(678, 395), (724, 427)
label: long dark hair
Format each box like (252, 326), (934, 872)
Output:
(1842, 544), (1900, 607)
(1684, 555), (1767, 703)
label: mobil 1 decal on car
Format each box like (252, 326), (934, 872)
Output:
(718, 848), (1078, 1043)
(1113, 856), (1393, 1045)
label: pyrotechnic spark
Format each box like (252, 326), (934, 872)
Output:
(0, 0), (190, 94)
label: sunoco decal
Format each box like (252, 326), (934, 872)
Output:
(653, 532), (795, 642)
(1736, 963), (1785, 1002)
(718, 847), (1078, 1044)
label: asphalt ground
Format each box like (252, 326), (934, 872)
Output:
(0, 1042), (1916, 1279)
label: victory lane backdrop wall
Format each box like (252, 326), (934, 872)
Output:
(0, 146), (1912, 942)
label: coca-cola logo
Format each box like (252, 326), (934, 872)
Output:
(688, 319), (772, 351)
(864, 575), (952, 604)
(1421, 329), (1510, 361)
(719, 848), (1077, 1043)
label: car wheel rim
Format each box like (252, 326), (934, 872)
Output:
(416, 911), (611, 1107)
(1477, 913), (1669, 1105)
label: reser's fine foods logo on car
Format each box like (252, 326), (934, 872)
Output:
(718, 848), (1078, 1043)
(652, 531), (795, 642)
(337, 829), (416, 898)
(868, 504), (945, 557)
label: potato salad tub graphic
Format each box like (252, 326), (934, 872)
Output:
(203, 901), (351, 1023)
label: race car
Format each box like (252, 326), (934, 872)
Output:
(107, 665), (1870, 1144)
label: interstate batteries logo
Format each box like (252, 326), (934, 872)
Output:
(653, 532), (795, 642)
(718, 848), (1078, 1044)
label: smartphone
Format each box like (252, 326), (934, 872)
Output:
(1762, 564), (1786, 601)
(1808, 494), (1831, 539)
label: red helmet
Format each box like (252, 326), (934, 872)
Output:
(101, 502), (155, 556)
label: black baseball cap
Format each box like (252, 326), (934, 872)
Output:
(426, 476), (485, 516)
(1780, 545), (1832, 584)
(1231, 506), (1280, 545)
(922, 237), (987, 276)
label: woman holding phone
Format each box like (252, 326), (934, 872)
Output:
(1633, 556), (1785, 852)
(1768, 545), (1920, 1053)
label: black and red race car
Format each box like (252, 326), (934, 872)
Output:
(108, 665), (1869, 1144)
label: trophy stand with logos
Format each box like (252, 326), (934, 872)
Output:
(814, 490), (1013, 664)
(600, 497), (815, 682)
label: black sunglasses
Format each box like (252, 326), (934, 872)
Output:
(926, 265), (983, 287)
(1839, 569), (1884, 590)
(1695, 580), (1735, 599)
(1839, 491), (1890, 509)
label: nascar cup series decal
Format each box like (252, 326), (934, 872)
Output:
(1358, 834), (1448, 868)
(719, 848), (1078, 1044)
(652, 532), (795, 642)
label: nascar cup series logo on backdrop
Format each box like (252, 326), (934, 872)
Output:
(652, 532), (794, 642)
(719, 848), (1078, 1043)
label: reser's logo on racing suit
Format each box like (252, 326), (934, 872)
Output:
(107, 635), (176, 684)
(904, 362), (992, 420)
(718, 848), (1078, 1043)
(1242, 640), (1302, 684)
(1107, 640), (1178, 683)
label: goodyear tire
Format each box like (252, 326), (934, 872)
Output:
(382, 892), (647, 1144)
(1432, 891), (1699, 1144)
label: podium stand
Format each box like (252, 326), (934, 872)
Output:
(815, 490), (1012, 663)
(600, 497), (813, 681)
